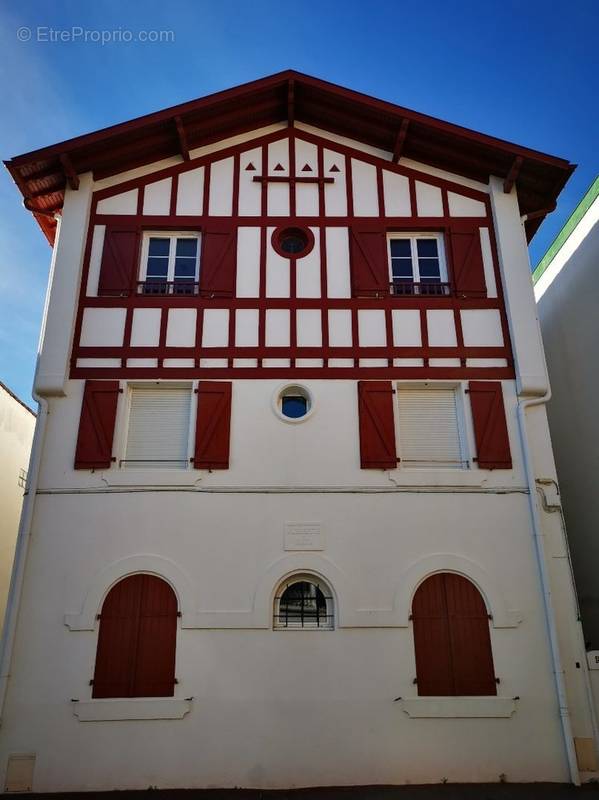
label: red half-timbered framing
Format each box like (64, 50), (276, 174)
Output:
(70, 125), (515, 382)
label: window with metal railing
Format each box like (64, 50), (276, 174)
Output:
(139, 232), (200, 295)
(274, 575), (334, 630)
(388, 233), (450, 296)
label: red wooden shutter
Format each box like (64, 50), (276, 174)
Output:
(98, 225), (140, 296)
(199, 225), (237, 297)
(357, 381), (397, 469)
(350, 226), (389, 296)
(92, 575), (177, 699)
(74, 380), (120, 469)
(133, 576), (178, 697)
(449, 223), (487, 298)
(92, 575), (143, 698)
(445, 574), (497, 696)
(412, 574), (455, 696)
(412, 574), (496, 697)
(193, 381), (232, 469)
(468, 381), (512, 469)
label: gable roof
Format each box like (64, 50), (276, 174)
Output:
(4, 69), (575, 245)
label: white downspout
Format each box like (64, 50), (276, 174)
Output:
(517, 387), (580, 785)
(0, 391), (49, 724)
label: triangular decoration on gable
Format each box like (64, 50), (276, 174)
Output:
(329, 164), (340, 172)
(273, 163), (285, 171)
(245, 162), (256, 171)
(301, 163), (312, 172)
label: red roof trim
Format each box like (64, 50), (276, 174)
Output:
(4, 70), (575, 245)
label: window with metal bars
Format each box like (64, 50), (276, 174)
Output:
(274, 575), (334, 629)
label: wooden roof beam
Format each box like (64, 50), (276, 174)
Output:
(503, 156), (523, 194)
(174, 116), (190, 161)
(24, 198), (62, 216)
(59, 153), (79, 190)
(524, 202), (556, 221)
(287, 79), (295, 127)
(393, 119), (410, 162)
(27, 183), (66, 199)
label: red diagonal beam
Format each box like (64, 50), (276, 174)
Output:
(174, 115), (190, 161)
(503, 156), (523, 194)
(288, 79), (295, 127)
(59, 153), (79, 190)
(393, 119), (410, 162)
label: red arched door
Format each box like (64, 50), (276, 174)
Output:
(92, 574), (178, 698)
(412, 573), (496, 696)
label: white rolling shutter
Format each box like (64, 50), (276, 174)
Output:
(397, 386), (465, 467)
(125, 387), (192, 468)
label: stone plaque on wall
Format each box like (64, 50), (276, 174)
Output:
(284, 522), (324, 551)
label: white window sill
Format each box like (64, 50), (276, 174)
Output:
(102, 469), (203, 487)
(72, 698), (192, 721)
(398, 697), (517, 718)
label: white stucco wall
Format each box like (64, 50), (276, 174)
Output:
(0, 386), (35, 633)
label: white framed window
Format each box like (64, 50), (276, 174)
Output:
(122, 384), (194, 469)
(387, 233), (448, 295)
(396, 384), (468, 468)
(139, 232), (200, 294)
(274, 574), (334, 630)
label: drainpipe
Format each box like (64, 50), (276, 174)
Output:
(517, 387), (580, 785)
(0, 391), (49, 724)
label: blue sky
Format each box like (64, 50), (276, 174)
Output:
(0, 0), (597, 403)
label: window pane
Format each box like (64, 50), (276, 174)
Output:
(174, 258), (196, 278)
(282, 395), (308, 419)
(278, 582), (328, 627)
(392, 258), (414, 279)
(148, 238), (170, 257)
(146, 257), (168, 278)
(176, 238), (198, 257)
(416, 239), (439, 258)
(418, 258), (441, 280)
(390, 239), (411, 258)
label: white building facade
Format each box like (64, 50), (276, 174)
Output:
(0, 72), (595, 791)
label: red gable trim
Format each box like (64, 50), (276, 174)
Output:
(4, 70), (574, 245)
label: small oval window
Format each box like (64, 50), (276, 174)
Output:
(272, 226), (314, 259)
(275, 385), (313, 422)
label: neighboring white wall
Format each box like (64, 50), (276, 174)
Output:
(535, 196), (599, 647)
(0, 385), (35, 632)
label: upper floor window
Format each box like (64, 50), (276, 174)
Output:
(388, 234), (449, 296)
(123, 385), (193, 469)
(274, 574), (334, 630)
(139, 232), (200, 295)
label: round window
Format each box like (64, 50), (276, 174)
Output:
(271, 226), (314, 259)
(274, 384), (314, 422)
